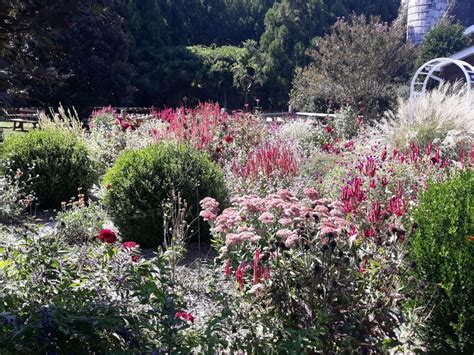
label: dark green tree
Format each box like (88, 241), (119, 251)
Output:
(417, 20), (470, 67)
(0, 0), (84, 104)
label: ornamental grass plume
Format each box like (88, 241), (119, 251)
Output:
(370, 82), (474, 157)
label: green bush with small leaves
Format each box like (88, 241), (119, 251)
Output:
(417, 20), (470, 68)
(1, 129), (97, 207)
(103, 142), (228, 248)
(411, 171), (474, 353)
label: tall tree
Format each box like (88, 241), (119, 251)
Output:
(290, 15), (416, 118)
(258, 0), (401, 109)
(0, 0), (83, 104)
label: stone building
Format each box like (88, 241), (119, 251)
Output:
(406, 0), (474, 44)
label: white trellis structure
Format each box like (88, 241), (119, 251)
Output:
(410, 58), (474, 99)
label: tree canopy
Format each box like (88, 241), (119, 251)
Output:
(1, 0), (403, 113)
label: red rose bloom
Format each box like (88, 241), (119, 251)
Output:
(175, 311), (194, 323)
(98, 229), (117, 244)
(122, 241), (139, 249)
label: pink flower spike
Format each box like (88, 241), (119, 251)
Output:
(176, 311), (195, 323)
(253, 250), (261, 285)
(225, 259), (232, 276)
(236, 265), (245, 290)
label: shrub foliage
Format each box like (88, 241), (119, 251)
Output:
(417, 20), (470, 67)
(290, 15), (416, 118)
(103, 142), (227, 248)
(411, 171), (474, 352)
(1, 129), (97, 207)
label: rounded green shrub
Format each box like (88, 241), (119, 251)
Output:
(1, 129), (97, 207)
(411, 171), (474, 353)
(102, 142), (228, 248)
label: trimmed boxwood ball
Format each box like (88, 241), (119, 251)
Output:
(411, 171), (474, 353)
(102, 142), (228, 248)
(1, 129), (97, 207)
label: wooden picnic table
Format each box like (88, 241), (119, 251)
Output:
(1, 108), (40, 131)
(11, 117), (39, 131)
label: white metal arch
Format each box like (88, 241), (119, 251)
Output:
(410, 58), (474, 99)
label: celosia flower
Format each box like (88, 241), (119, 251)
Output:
(369, 179), (376, 189)
(258, 212), (274, 224)
(359, 257), (368, 273)
(425, 142), (433, 156)
(225, 259), (232, 276)
(344, 140), (355, 150)
(122, 241), (139, 249)
(224, 135), (233, 144)
(98, 229), (117, 244)
(387, 195), (405, 217)
(368, 201), (383, 224)
(363, 156), (377, 177)
(236, 265), (245, 290)
(176, 312), (195, 323)
(363, 227), (376, 238)
(253, 250), (261, 285)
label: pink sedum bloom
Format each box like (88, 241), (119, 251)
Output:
(303, 187), (319, 201)
(284, 233), (300, 248)
(278, 218), (293, 226)
(258, 212), (274, 224)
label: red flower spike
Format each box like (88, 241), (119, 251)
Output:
(175, 312), (195, 323)
(236, 265), (245, 290)
(225, 259), (232, 276)
(253, 250), (261, 285)
(224, 135), (233, 144)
